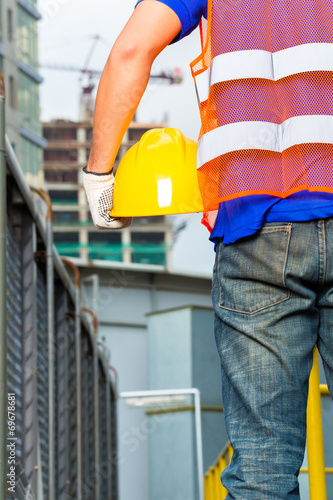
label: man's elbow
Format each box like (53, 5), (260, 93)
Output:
(110, 36), (156, 68)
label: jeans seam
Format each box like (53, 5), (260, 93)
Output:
(218, 291), (291, 314)
(282, 224), (292, 288)
(322, 221), (327, 287)
(260, 225), (292, 234)
(217, 241), (222, 307)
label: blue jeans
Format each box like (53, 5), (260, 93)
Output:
(212, 219), (333, 499)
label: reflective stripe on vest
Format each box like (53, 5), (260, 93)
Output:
(195, 43), (333, 105)
(190, 0), (333, 228)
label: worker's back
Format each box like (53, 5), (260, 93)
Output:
(191, 0), (333, 223)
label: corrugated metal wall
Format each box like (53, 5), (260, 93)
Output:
(5, 142), (118, 500)
(6, 219), (24, 471)
(81, 329), (96, 499)
(36, 266), (50, 499)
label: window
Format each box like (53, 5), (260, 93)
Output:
(133, 216), (165, 225)
(9, 76), (15, 109)
(7, 9), (13, 42)
(88, 232), (122, 261)
(53, 232), (79, 257)
(128, 128), (148, 142)
(131, 232), (166, 266)
(131, 232), (165, 245)
(18, 72), (41, 135)
(53, 212), (79, 223)
(54, 232), (79, 244)
(17, 7), (38, 69)
(49, 190), (78, 204)
(45, 169), (78, 183)
(20, 137), (43, 180)
(44, 149), (78, 162)
(43, 127), (77, 141)
(89, 232), (121, 244)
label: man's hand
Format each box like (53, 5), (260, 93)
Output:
(83, 167), (132, 230)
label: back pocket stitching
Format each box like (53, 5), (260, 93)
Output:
(218, 225), (292, 315)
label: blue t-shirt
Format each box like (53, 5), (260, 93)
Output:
(136, 0), (333, 245)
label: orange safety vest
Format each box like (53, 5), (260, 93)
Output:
(191, 0), (333, 232)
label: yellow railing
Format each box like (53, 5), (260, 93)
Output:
(204, 349), (332, 500)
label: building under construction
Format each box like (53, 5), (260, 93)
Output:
(43, 118), (174, 266)
(0, 0), (46, 187)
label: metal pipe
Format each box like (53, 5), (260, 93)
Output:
(120, 388), (204, 500)
(193, 389), (204, 500)
(81, 307), (100, 500)
(0, 70), (7, 500)
(145, 404), (223, 415)
(81, 307), (98, 334)
(109, 365), (118, 397)
(306, 348), (327, 498)
(61, 258), (82, 500)
(30, 187), (55, 500)
(320, 384), (329, 396)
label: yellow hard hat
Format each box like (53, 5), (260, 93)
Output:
(110, 128), (203, 217)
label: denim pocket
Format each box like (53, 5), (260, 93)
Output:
(216, 223), (292, 314)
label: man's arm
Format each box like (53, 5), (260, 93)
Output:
(86, 0), (181, 173)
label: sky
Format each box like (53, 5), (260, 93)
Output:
(38, 0), (215, 275)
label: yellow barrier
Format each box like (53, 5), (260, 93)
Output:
(204, 348), (331, 500)
(304, 348), (327, 498)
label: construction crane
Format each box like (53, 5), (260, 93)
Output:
(41, 35), (183, 121)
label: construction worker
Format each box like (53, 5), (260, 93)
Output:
(83, 0), (333, 498)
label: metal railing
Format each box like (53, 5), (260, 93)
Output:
(0, 71), (118, 500)
(204, 349), (332, 500)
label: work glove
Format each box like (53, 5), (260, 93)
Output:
(82, 166), (132, 230)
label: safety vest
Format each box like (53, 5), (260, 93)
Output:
(191, 0), (333, 232)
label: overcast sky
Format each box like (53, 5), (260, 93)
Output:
(38, 0), (215, 275)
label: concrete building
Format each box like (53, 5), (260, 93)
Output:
(0, 0), (46, 186)
(43, 118), (174, 266)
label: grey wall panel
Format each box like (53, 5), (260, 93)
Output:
(148, 308), (192, 390)
(100, 324), (149, 500)
(147, 307), (228, 500)
(149, 411), (197, 500)
(117, 398), (149, 500)
(191, 309), (228, 470)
